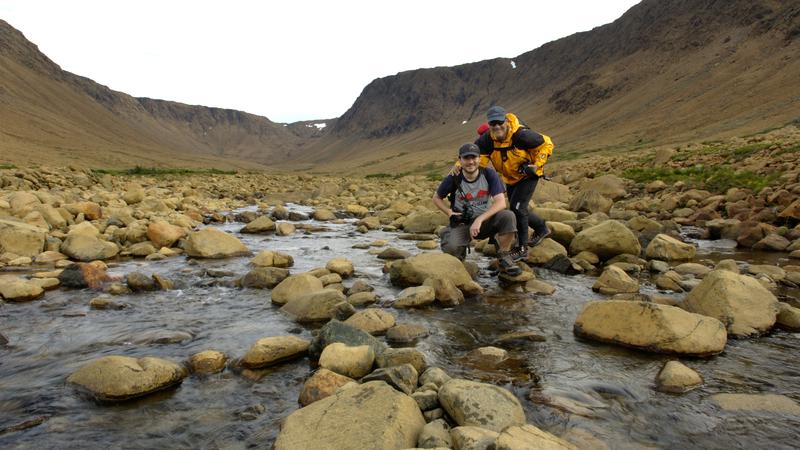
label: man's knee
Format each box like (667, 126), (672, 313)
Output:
(496, 210), (517, 232)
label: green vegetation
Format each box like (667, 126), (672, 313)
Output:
(92, 166), (236, 176)
(622, 165), (781, 193)
(726, 142), (771, 161)
(0, 164), (16, 170)
(776, 143), (800, 156)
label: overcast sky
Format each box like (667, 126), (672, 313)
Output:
(1, 0), (640, 123)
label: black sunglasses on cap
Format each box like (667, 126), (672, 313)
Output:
(489, 120), (505, 127)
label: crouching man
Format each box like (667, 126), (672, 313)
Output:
(432, 143), (521, 276)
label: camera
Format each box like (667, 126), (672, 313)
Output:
(449, 203), (473, 226)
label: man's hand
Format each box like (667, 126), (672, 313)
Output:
(518, 162), (538, 177)
(469, 217), (483, 238)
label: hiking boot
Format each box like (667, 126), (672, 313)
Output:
(497, 252), (522, 276)
(527, 230), (552, 247)
(510, 246), (528, 262)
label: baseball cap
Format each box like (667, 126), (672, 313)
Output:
(458, 143), (480, 158)
(486, 106), (507, 123)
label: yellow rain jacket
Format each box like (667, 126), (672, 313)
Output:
(474, 113), (554, 185)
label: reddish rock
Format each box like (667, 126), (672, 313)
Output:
(57, 261), (111, 289)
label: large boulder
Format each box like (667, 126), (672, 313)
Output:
(0, 219), (46, 258)
(240, 216), (276, 233)
(389, 253), (473, 290)
(402, 210), (448, 233)
(146, 220), (187, 248)
(526, 238), (568, 265)
(532, 207), (579, 223)
(66, 356), (187, 401)
(0, 275), (45, 302)
(270, 273), (324, 305)
(574, 300), (727, 356)
(580, 175), (627, 200)
(280, 289), (346, 323)
(273, 381), (425, 450)
(183, 228), (250, 258)
(569, 190), (613, 214)
(308, 319), (387, 360)
(592, 265), (639, 295)
(241, 267), (290, 289)
(438, 379), (526, 432)
(569, 220), (641, 260)
(645, 234), (697, 261)
(319, 343), (375, 378)
(241, 335), (310, 369)
(533, 179), (573, 204)
(684, 270), (778, 337)
(61, 234), (119, 261)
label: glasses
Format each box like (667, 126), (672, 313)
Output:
(489, 120), (505, 127)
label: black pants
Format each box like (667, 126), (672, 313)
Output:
(506, 176), (548, 248)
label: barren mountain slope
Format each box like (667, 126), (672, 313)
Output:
(0, 19), (307, 169)
(301, 0), (800, 173)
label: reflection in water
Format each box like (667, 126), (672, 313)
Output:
(0, 205), (799, 448)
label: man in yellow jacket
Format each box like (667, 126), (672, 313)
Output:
(474, 106), (554, 261)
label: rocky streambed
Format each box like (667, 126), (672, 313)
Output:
(0, 167), (799, 449)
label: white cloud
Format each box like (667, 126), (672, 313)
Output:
(0, 0), (640, 122)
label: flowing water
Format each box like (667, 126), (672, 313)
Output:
(1, 206), (799, 449)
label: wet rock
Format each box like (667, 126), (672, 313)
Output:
(0, 274), (40, 301)
(715, 259), (740, 273)
(753, 233), (791, 251)
(423, 276), (464, 306)
(416, 240), (439, 250)
(395, 285), (436, 308)
(418, 419), (452, 448)
(543, 254), (583, 275)
(308, 319), (387, 360)
(465, 346), (508, 368)
(134, 330), (193, 345)
(450, 426), (499, 450)
(684, 270), (778, 337)
(592, 265), (639, 295)
(67, 355), (187, 401)
(574, 300), (727, 356)
(420, 367), (452, 389)
(495, 424), (578, 450)
(747, 264), (786, 282)
(89, 296), (126, 310)
(776, 302), (800, 331)
(270, 274), (324, 305)
(377, 247), (411, 260)
(127, 241), (157, 257)
(298, 368), (355, 406)
(319, 343), (375, 378)
(493, 331), (547, 347)
(346, 280), (374, 295)
(389, 252), (473, 290)
(711, 394), (800, 414)
(241, 335), (310, 369)
(655, 360), (703, 393)
(362, 363), (418, 395)
(241, 267), (290, 289)
(288, 211), (309, 221)
(280, 289), (346, 323)
(146, 220), (186, 248)
(325, 258), (354, 278)
(250, 249), (293, 268)
(318, 273), (342, 286)
(376, 347), (427, 374)
(386, 323), (429, 344)
(523, 279), (556, 295)
(645, 234), (696, 261)
(240, 216), (276, 233)
(312, 208), (336, 221)
(183, 228), (250, 258)
(569, 220), (641, 260)
(0, 332), (8, 346)
(333, 300), (356, 320)
(412, 390), (440, 413)
(61, 233), (118, 261)
(674, 262), (711, 278)
(525, 238), (568, 265)
(343, 308), (396, 335)
(106, 282), (131, 295)
(189, 350), (227, 374)
(276, 222), (296, 236)
(126, 272), (158, 292)
(347, 291), (377, 306)
(438, 379), (525, 432)
(273, 381), (425, 450)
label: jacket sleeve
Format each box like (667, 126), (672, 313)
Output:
(474, 134), (492, 168)
(515, 129), (553, 167)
